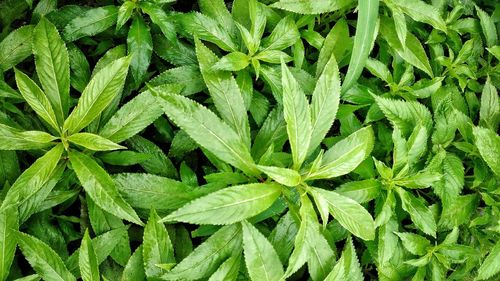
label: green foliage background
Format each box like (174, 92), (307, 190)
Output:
(0, 0), (499, 280)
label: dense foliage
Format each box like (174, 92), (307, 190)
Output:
(0, 0), (499, 280)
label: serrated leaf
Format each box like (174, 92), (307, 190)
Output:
(281, 61), (311, 169)
(342, 0), (379, 92)
(388, 0), (446, 32)
(473, 126), (500, 176)
(33, 17), (70, 124)
(64, 56), (130, 134)
(127, 16), (152, 88)
(479, 76), (499, 131)
(395, 232), (430, 256)
(477, 240), (500, 280)
(143, 209), (175, 279)
(67, 133), (124, 151)
(147, 65), (205, 96)
(1, 144), (63, 210)
(317, 18), (349, 76)
(395, 187), (436, 237)
(213, 52), (250, 71)
(306, 126), (374, 180)
(308, 53), (341, 155)
(140, 2), (176, 41)
(14, 69), (60, 131)
(0, 25), (33, 71)
(161, 183), (281, 225)
(162, 224), (242, 280)
(475, 5), (498, 48)
(16, 231), (76, 281)
(69, 151), (143, 226)
(312, 187), (375, 240)
(271, 0), (354, 14)
(336, 179), (381, 203)
(152, 84), (258, 175)
(0, 123), (57, 150)
(116, 1), (135, 30)
(257, 165), (301, 187)
(195, 39), (251, 148)
(261, 16), (300, 51)
(63, 6), (118, 42)
(242, 221), (284, 281)
(0, 206), (18, 281)
(122, 246), (145, 281)
(79, 231), (99, 281)
(208, 254), (241, 281)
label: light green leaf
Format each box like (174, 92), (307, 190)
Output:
(388, 0), (447, 32)
(147, 65), (205, 96)
(479, 77), (499, 130)
(308, 53), (341, 155)
(64, 56), (130, 134)
(152, 84), (258, 175)
(199, 0), (237, 37)
(122, 246), (145, 281)
(213, 52), (250, 71)
(342, 0), (379, 92)
(342, 237), (363, 281)
(140, 2), (176, 41)
(208, 254), (241, 281)
(477, 240), (500, 280)
(67, 133), (125, 151)
(16, 231), (76, 281)
(79, 231), (99, 281)
(69, 151), (143, 226)
(63, 6), (118, 42)
(143, 209), (175, 279)
(162, 224), (242, 280)
(0, 206), (18, 281)
(473, 126), (500, 176)
(311, 187), (375, 240)
(127, 16), (152, 88)
(365, 58), (392, 83)
(261, 16), (300, 51)
(316, 18), (349, 76)
(271, 0), (354, 14)
(395, 232), (430, 256)
(1, 144), (63, 210)
(306, 126), (374, 180)
(161, 183), (281, 225)
(195, 40), (251, 148)
(377, 217), (398, 264)
(242, 221), (284, 281)
(336, 179), (381, 203)
(257, 165), (301, 187)
(33, 17), (70, 123)
(475, 5), (498, 48)
(14, 69), (60, 131)
(281, 61), (311, 169)
(0, 123), (57, 150)
(99, 90), (164, 143)
(0, 25), (33, 71)
(395, 187), (436, 237)
(116, 1), (135, 30)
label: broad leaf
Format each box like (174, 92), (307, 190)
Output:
(395, 232), (430, 255)
(473, 127), (500, 176)
(395, 187), (436, 237)
(67, 133), (125, 151)
(271, 0), (354, 14)
(127, 16), (152, 88)
(261, 16), (300, 51)
(477, 241), (500, 280)
(0, 124), (57, 150)
(161, 183), (282, 225)
(63, 6), (118, 42)
(79, 231), (99, 281)
(257, 165), (301, 187)
(143, 209), (175, 279)
(0, 25), (34, 71)
(122, 246), (146, 281)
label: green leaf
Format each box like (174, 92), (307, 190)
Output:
(122, 246), (146, 281)
(195, 40), (251, 148)
(126, 136), (177, 178)
(143, 209), (175, 279)
(208, 254), (241, 281)
(67, 132), (125, 151)
(475, 5), (498, 48)
(0, 123), (57, 150)
(387, 0), (446, 32)
(336, 179), (381, 203)
(473, 126), (500, 176)
(479, 77), (499, 130)
(281, 61), (311, 169)
(395, 187), (436, 237)
(152, 84), (258, 175)
(271, 0), (354, 14)
(116, 1), (135, 30)
(1, 144), (63, 210)
(69, 151), (143, 226)
(242, 221), (284, 281)
(16, 231), (76, 281)
(0, 206), (18, 281)
(256, 165), (301, 187)
(0, 25), (33, 71)
(213, 52), (250, 71)
(199, 0), (237, 37)
(477, 240), (500, 280)
(140, 2), (176, 41)
(162, 224), (242, 280)
(67, 44), (90, 93)
(341, 236), (363, 281)
(64, 56), (130, 134)
(308, 53), (341, 155)
(33, 17), (70, 123)
(79, 230), (99, 281)
(99, 90), (163, 143)
(306, 126), (374, 180)
(342, 0), (379, 92)
(395, 232), (430, 256)
(316, 18), (349, 77)
(14, 69), (60, 131)
(311, 187), (375, 240)
(161, 183), (282, 225)
(261, 16), (300, 51)
(63, 6), (118, 42)
(127, 16), (152, 88)
(147, 65), (205, 96)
